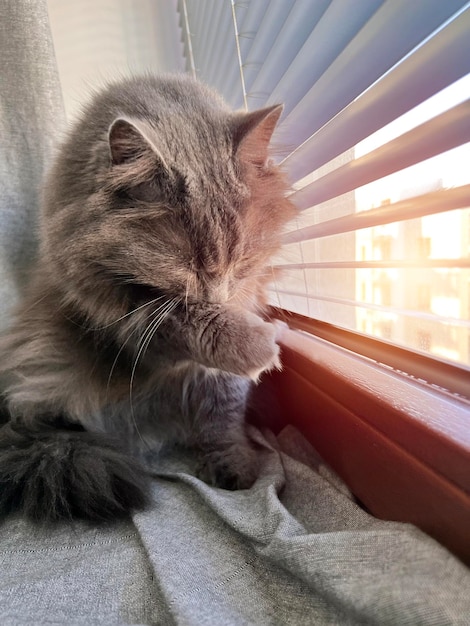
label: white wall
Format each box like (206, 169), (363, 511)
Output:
(47, 0), (185, 119)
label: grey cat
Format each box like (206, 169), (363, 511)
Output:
(0, 74), (296, 521)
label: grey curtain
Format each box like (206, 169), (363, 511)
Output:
(0, 0), (65, 327)
(0, 2), (469, 625)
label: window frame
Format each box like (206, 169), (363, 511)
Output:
(270, 307), (470, 400)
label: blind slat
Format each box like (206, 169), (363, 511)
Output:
(291, 101), (470, 212)
(223, 0), (296, 106)
(245, 0), (333, 106)
(279, 0), (468, 152)
(274, 291), (470, 329)
(259, 0), (383, 111)
(208, 2), (240, 88)
(274, 260), (470, 270)
(283, 185), (470, 243)
(190, 0), (206, 48)
(282, 8), (470, 183)
(194, 2), (227, 81)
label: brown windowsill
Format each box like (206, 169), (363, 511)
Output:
(268, 327), (470, 565)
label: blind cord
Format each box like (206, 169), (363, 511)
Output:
(230, 0), (248, 111)
(181, 0), (197, 80)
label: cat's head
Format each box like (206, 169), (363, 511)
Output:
(41, 77), (297, 325)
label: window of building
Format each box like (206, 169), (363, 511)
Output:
(418, 236), (432, 259)
(417, 284), (432, 310)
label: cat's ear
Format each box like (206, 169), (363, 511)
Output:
(232, 104), (283, 167)
(108, 118), (162, 166)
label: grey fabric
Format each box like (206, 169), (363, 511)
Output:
(1, 427), (470, 625)
(1, 1), (470, 624)
(0, 0), (65, 328)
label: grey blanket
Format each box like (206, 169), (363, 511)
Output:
(2, 427), (470, 625)
(1, 2), (469, 624)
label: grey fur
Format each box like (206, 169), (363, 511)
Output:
(0, 75), (296, 520)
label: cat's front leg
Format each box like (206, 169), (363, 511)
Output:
(166, 304), (283, 381)
(183, 370), (261, 490)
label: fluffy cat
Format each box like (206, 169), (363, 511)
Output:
(0, 75), (296, 521)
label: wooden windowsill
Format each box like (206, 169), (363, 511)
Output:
(268, 327), (470, 564)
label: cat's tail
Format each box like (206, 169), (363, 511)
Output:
(0, 418), (150, 522)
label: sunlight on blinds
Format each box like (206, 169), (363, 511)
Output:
(178, 0), (470, 368)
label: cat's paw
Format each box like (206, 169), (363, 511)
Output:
(198, 442), (261, 490)
(213, 312), (281, 381)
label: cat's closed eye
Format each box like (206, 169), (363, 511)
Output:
(118, 180), (163, 204)
(118, 169), (187, 206)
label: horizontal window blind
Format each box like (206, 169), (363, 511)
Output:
(178, 0), (470, 371)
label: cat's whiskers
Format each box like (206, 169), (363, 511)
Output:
(7, 292), (50, 319)
(184, 273), (191, 320)
(133, 297), (179, 364)
(105, 302), (166, 398)
(65, 297), (165, 332)
(94, 297), (166, 330)
(229, 284), (256, 304)
(128, 296), (180, 451)
(193, 272), (199, 302)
